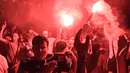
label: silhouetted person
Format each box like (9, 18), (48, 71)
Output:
(74, 29), (90, 73)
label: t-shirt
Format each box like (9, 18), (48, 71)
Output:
(48, 38), (55, 54)
(6, 42), (28, 73)
(19, 58), (46, 73)
(7, 42), (19, 64)
(0, 54), (8, 73)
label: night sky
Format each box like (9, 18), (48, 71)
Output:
(0, 0), (130, 34)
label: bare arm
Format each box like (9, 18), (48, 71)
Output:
(0, 38), (8, 43)
(0, 23), (8, 43)
(0, 23), (6, 37)
(29, 29), (39, 36)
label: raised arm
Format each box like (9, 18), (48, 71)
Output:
(74, 29), (90, 73)
(29, 29), (39, 36)
(0, 22), (6, 37)
(0, 23), (8, 43)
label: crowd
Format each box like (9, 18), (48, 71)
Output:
(0, 20), (129, 73)
(0, 0), (130, 72)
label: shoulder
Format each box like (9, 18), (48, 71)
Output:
(0, 54), (7, 61)
(0, 54), (8, 68)
(8, 41), (13, 45)
(50, 37), (55, 40)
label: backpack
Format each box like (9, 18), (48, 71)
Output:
(49, 54), (71, 73)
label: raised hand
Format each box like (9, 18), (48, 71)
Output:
(2, 22), (7, 30)
(41, 60), (57, 73)
(29, 29), (39, 36)
(29, 29), (33, 33)
(0, 22), (7, 38)
(47, 60), (57, 67)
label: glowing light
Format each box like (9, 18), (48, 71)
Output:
(92, 1), (104, 13)
(61, 13), (74, 27)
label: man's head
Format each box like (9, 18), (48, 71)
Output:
(42, 31), (49, 38)
(32, 36), (49, 60)
(12, 31), (19, 42)
(54, 41), (67, 53)
(5, 33), (12, 41)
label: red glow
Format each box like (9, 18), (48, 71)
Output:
(92, 1), (104, 13)
(90, 0), (125, 58)
(53, 0), (82, 28)
(61, 13), (74, 27)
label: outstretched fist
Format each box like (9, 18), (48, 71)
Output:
(2, 23), (7, 30)
(42, 60), (57, 73)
